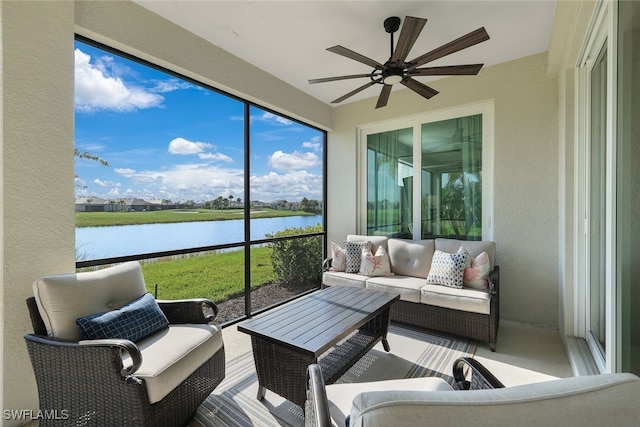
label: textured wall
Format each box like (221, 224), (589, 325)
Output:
(329, 52), (560, 327)
(1, 1), (77, 420)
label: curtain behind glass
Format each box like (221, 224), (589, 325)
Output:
(462, 115), (482, 238)
(367, 129), (411, 236)
(421, 115), (482, 240)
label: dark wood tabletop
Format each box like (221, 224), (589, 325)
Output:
(237, 286), (399, 358)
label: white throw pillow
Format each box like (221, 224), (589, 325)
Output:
(426, 249), (467, 288)
(463, 250), (491, 289)
(329, 242), (347, 272)
(359, 246), (392, 277)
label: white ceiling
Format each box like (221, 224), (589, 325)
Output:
(135, 0), (557, 106)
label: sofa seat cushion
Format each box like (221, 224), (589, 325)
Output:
(325, 377), (452, 427)
(322, 271), (368, 288)
(348, 373), (640, 427)
(387, 239), (435, 279)
(365, 276), (424, 303)
(421, 284), (490, 315)
(122, 323), (223, 404)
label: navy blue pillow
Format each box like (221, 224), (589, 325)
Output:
(76, 293), (169, 342)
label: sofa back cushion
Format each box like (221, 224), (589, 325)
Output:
(346, 234), (389, 254)
(435, 238), (496, 270)
(349, 373), (640, 427)
(33, 261), (148, 340)
(387, 239), (435, 279)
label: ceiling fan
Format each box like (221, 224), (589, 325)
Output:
(309, 16), (490, 108)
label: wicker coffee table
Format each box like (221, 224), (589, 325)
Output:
(237, 286), (400, 407)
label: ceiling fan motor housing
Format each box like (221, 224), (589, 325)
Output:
(382, 66), (404, 85)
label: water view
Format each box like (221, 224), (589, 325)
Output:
(76, 215), (323, 260)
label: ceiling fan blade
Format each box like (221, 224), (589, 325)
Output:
(309, 73), (378, 84)
(327, 45), (385, 70)
(401, 78), (439, 99)
(375, 84), (393, 109)
(407, 27), (490, 70)
(408, 64), (484, 77)
(331, 80), (378, 104)
(390, 16), (427, 65)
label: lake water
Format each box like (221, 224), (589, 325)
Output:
(76, 215), (323, 260)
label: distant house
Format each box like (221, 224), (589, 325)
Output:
(75, 196), (107, 212)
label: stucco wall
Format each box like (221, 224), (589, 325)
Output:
(1, 0), (331, 420)
(1, 1), (77, 420)
(328, 52), (560, 328)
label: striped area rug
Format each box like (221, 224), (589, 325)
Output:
(191, 324), (476, 427)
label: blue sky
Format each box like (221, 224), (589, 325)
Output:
(74, 41), (323, 204)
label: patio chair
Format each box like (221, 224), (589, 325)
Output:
(24, 261), (225, 426)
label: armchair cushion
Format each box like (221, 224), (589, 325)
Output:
(122, 323), (223, 404)
(76, 293), (169, 342)
(33, 261), (147, 340)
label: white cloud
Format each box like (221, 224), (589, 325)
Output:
(269, 150), (320, 170)
(302, 135), (322, 152)
(250, 170), (322, 201)
(168, 137), (213, 155)
(252, 112), (293, 126)
(152, 79), (194, 93)
(93, 179), (121, 188)
(115, 168), (136, 175)
(74, 49), (164, 113)
(199, 152), (233, 162)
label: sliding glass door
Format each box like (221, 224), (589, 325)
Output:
(587, 41), (608, 362)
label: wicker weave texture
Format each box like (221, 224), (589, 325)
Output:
(25, 297), (225, 427)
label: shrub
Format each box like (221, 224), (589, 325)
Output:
(266, 224), (323, 286)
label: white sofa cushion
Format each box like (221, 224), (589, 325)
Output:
(347, 234), (389, 254)
(348, 373), (640, 427)
(421, 284), (490, 314)
(123, 323), (223, 404)
(325, 377), (452, 427)
(387, 239), (435, 278)
(436, 238), (496, 270)
(323, 271), (368, 288)
(365, 276), (425, 303)
(33, 261), (147, 340)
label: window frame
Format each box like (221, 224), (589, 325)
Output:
(356, 101), (495, 241)
(74, 35), (328, 324)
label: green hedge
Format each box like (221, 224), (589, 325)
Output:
(267, 224), (323, 286)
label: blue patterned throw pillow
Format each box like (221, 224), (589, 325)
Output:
(76, 293), (169, 342)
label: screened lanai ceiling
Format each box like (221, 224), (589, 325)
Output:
(135, 0), (557, 106)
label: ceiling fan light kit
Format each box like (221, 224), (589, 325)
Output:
(309, 15), (490, 109)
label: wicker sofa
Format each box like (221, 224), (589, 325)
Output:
(24, 261), (225, 426)
(323, 235), (499, 351)
(305, 357), (640, 427)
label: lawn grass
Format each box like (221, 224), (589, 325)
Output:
(141, 246), (276, 301)
(76, 208), (314, 227)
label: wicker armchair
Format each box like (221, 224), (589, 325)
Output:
(24, 261), (225, 427)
